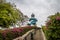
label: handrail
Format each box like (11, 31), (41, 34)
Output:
(13, 29), (35, 40)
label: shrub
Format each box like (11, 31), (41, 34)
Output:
(44, 12), (60, 40)
(0, 26), (35, 40)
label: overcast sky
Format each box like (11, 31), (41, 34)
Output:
(6, 0), (60, 26)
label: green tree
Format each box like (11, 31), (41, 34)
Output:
(0, 3), (23, 28)
(45, 12), (60, 40)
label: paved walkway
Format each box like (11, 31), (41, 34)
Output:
(34, 29), (46, 40)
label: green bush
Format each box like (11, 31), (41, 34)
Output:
(44, 12), (60, 40)
(0, 33), (3, 40)
(0, 26), (35, 40)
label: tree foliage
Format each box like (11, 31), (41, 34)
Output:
(0, 3), (23, 28)
(45, 12), (60, 40)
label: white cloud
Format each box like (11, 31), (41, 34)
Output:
(6, 0), (60, 26)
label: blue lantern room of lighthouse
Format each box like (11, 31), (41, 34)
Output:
(29, 14), (38, 25)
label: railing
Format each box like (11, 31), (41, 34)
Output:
(13, 29), (35, 40)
